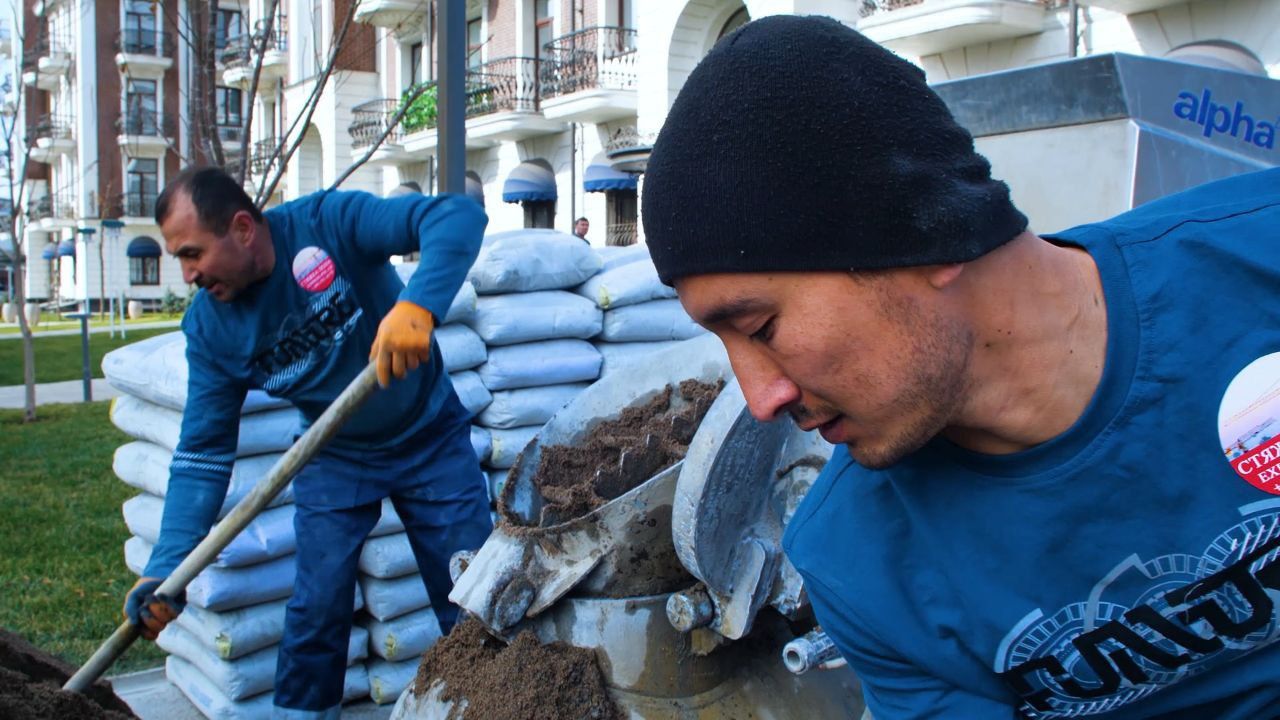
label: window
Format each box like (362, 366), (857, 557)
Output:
(467, 17), (483, 67)
(126, 158), (158, 217)
(410, 41), (423, 87)
(215, 7), (244, 51)
(130, 257), (159, 285)
(125, 78), (158, 135)
(534, 0), (554, 59)
(523, 200), (555, 229)
(215, 86), (242, 126)
(617, 0), (633, 29)
(215, 86), (243, 144)
(124, 0), (157, 53)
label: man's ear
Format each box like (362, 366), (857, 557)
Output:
(924, 263), (964, 290)
(231, 210), (256, 247)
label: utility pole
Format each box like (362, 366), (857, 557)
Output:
(438, 0), (466, 194)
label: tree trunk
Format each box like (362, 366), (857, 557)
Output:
(11, 250), (37, 422)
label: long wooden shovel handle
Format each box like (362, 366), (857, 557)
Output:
(64, 364), (381, 694)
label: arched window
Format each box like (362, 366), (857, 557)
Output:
(127, 237), (162, 286)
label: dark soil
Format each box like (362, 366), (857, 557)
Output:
(0, 628), (137, 720)
(413, 617), (620, 720)
(520, 379), (724, 526)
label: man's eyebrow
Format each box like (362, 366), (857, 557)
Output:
(699, 297), (771, 327)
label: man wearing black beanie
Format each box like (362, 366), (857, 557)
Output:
(644, 14), (1280, 720)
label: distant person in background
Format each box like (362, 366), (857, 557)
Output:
(573, 217), (590, 243)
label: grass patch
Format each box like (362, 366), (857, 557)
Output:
(0, 326), (176, 385)
(0, 401), (166, 672)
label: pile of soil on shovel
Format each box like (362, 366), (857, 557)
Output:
(413, 617), (620, 720)
(0, 628), (137, 720)
(516, 379), (725, 526)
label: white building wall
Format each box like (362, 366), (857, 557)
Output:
(910, 0), (1280, 81)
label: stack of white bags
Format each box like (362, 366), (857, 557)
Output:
(104, 230), (704, 716)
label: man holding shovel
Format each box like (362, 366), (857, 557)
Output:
(123, 167), (492, 719)
(643, 15), (1280, 720)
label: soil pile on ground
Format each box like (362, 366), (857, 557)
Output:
(0, 628), (137, 720)
(522, 379), (724, 526)
(413, 617), (620, 720)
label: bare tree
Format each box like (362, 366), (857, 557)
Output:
(2, 5), (49, 421)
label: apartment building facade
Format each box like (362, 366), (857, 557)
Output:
(7, 0), (1279, 308)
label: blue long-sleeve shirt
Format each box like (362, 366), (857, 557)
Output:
(144, 190), (486, 578)
(783, 168), (1280, 719)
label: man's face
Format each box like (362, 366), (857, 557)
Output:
(160, 192), (258, 303)
(574, 219), (589, 237)
(676, 270), (974, 469)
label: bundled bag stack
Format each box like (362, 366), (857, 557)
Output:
(460, 229), (606, 503)
(105, 234), (705, 715)
(104, 333), (370, 717)
(578, 244), (700, 379)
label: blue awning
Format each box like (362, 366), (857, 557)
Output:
(583, 153), (637, 193)
(127, 237), (162, 258)
(41, 243), (56, 260)
(57, 239), (76, 257)
(502, 160), (557, 203)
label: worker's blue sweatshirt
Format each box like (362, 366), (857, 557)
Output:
(144, 190), (486, 578)
(783, 168), (1280, 719)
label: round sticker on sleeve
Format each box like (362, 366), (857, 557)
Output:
(292, 246), (335, 293)
(1218, 352), (1280, 495)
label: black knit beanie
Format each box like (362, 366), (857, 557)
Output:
(643, 15), (1027, 286)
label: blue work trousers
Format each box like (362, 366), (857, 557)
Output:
(272, 393), (492, 717)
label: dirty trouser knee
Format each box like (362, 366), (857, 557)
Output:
(391, 401), (493, 634)
(273, 498), (380, 714)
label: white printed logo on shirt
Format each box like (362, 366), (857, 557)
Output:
(1219, 353), (1280, 496)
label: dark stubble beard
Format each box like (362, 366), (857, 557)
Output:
(847, 290), (974, 470)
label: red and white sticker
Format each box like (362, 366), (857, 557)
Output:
(1218, 353), (1280, 495)
(292, 246), (335, 293)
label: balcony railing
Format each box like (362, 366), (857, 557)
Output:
(114, 28), (176, 57)
(114, 110), (175, 137)
(606, 221), (637, 247)
(21, 28), (71, 72)
(27, 193), (75, 221)
(858, 0), (1057, 16)
(217, 124), (245, 146)
(250, 138), (279, 175)
(103, 191), (158, 218)
(350, 99), (405, 148)
(220, 16), (288, 67)
(466, 57), (541, 117)
(540, 26), (637, 99)
(27, 113), (72, 143)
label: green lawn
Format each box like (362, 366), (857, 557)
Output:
(0, 401), (166, 672)
(0, 326), (177, 385)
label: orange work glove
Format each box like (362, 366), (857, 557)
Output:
(123, 576), (184, 641)
(369, 300), (436, 388)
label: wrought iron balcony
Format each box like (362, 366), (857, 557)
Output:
(540, 26), (637, 99)
(102, 191), (158, 219)
(220, 16), (288, 67)
(350, 99), (405, 148)
(21, 27), (72, 82)
(114, 29), (176, 57)
(27, 113), (72, 143)
(857, 0), (1053, 56)
(606, 221), (637, 247)
(465, 57), (542, 117)
(114, 110), (175, 137)
(27, 193), (75, 221)
(250, 138), (279, 175)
